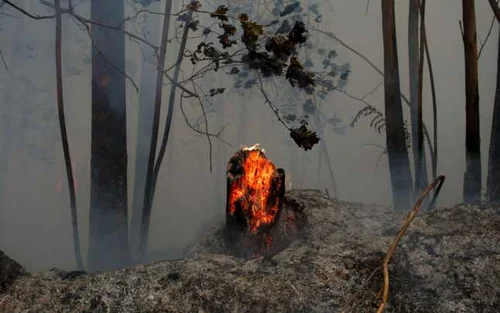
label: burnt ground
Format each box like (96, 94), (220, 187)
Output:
(1, 190), (499, 312)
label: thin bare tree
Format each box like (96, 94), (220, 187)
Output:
(137, 0), (173, 263)
(130, 0), (163, 261)
(488, 30), (500, 201)
(461, 0), (481, 203)
(54, 0), (83, 271)
(139, 2), (195, 262)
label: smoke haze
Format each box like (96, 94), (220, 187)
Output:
(0, 1), (496, 271)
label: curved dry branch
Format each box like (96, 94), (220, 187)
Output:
(376, 175), (446, 313)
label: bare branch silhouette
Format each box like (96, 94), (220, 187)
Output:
(179, 92), (233, 147)
(488, 0), (500, 23)
(478, 14), (496, 59)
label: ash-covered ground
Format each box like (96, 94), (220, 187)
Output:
(1, 190), (499, 312)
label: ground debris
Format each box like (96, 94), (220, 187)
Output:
(1, 190), (499, 312)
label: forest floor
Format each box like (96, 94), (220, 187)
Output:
(1, 190), (499, 312)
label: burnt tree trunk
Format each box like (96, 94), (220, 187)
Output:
(462, 0), (482, 204)
(88, 0), (130, 272)
(225, 148), (286, 257)
(488, 31), (500, 201)
(381, 0), (413, 210)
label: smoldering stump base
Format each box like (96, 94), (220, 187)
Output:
(224, 147), (289, 258)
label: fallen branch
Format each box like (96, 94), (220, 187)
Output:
(376, 175), (446, 313)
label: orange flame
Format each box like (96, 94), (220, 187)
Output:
(228, 146), (280, 233)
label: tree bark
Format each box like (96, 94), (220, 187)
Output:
(88, 0), (130, 272)
(381, 0), (413, 210)
(487, 31), (500, 201)
(461, 0), (482, 204)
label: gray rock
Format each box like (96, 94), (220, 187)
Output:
(0, 190), (499, 312)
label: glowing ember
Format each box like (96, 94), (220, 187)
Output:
(221, 146), (310, 259)
(227, 144), (284, 234)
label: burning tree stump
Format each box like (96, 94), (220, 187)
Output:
(225, 144), (288, 258)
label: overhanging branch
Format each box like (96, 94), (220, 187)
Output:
(488, 0), (500, 23)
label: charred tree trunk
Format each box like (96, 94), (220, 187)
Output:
(225, 147), (286, 257)
(488, 31), (500, 201)
(461, 0), (482, 204)
(381, 0), (413, 210)
(88, 0), (130, 272)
